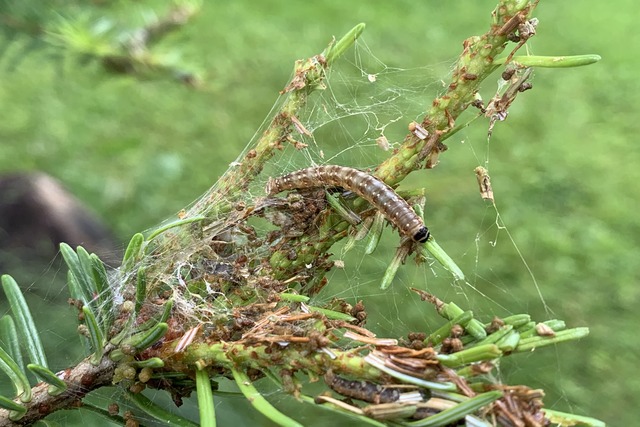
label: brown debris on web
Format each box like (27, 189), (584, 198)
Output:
(475, 166), (495, 202)
(485, 66), (534, 137)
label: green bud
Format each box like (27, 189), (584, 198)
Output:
(324, 23), (366, 66)
(496, 54), (601, 68)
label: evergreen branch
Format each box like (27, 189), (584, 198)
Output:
(184, 23), (365, 220)
(45, 2), (203, 85)
(256, 1), (561, 289)
(375, 1), (539, 186)
(0, 355), (116, 427)
(0, 2), (605, 426)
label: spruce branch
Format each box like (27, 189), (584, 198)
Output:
(45, 1), (203, 85)
(0, 1), (604, 426)
(0, 355), (116, 427)
(255, 0), (548, 285)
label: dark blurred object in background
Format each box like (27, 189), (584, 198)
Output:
(0, 172), (121, 272)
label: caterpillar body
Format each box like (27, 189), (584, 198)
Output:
(265, 165), (430, 243)
(324, 370), (400, 404)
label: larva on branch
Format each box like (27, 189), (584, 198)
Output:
(323, 370), (400, 404)
(265, 165), (430, 243)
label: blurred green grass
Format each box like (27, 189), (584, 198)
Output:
(0, 0), (638, 425)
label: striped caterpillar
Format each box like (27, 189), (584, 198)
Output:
(265, 165), (430, 243)
(324, 370), (400, 403)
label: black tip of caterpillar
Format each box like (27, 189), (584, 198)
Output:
(413, 227), (430, 243)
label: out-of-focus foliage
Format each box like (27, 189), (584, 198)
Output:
(0, 0), (636, 425)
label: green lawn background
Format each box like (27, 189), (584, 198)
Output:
(0, 1), (638, 425)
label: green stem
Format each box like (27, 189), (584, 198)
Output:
(196, 368), (216, 427)
(0, 315), (24, 374)
(427, 311), (473, 346)
(543, 408), (606, 427)
(493, 54), (601, 68)
(26, 364), (67, 396)
(231, 367), (303, 427)
(424, 238), (465, 281)
(324, 23), (365, 66)
(514, 327), (589, 352)
(82, 306), (105, 366)
(437, 344), (503, 367)
(126, 391), (199, 427)
(146, 216), (206, 241)
(0, 345), (30, 402)
(0, 396), (26, 421)
(405, 391), (503, 427)
(1, 275), (48, 368)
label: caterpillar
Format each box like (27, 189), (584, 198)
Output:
(265, 165), (430, 243)
(324, 370), (400, 404)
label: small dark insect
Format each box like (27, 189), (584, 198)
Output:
(266, 166), (430, 243)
